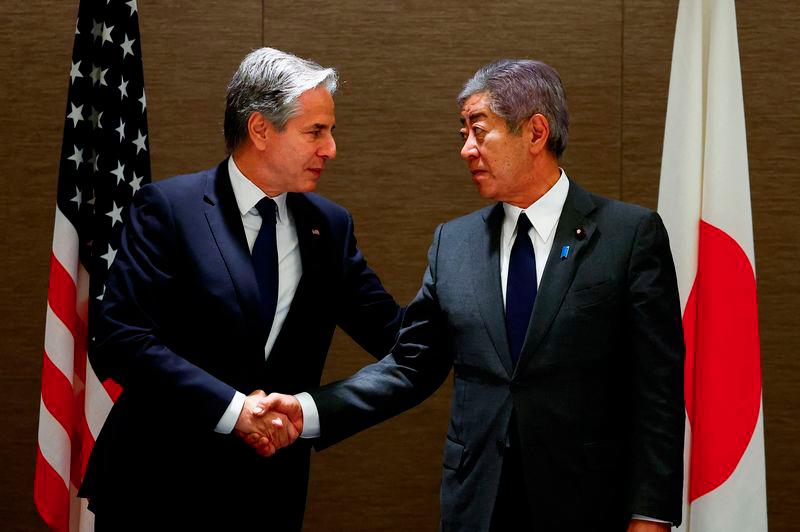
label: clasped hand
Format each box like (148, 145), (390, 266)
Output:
(233, 390), (303, 457)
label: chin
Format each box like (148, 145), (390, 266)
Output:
(476, 184), (498, 200)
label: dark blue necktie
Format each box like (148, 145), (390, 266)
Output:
(505, 213), (537, 365)
(252, 197), (279, 330)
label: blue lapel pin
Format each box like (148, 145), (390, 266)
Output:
(560, 245), (570, 260)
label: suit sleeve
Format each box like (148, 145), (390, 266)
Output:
(311, 224), (452, 449)
(625, 210), (685, 524)
(335, 212), (404, 359)
(90, 184), (236, 430)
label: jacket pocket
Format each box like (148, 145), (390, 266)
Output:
(565, 281), (615, 309)
(442, 436), (465, 471)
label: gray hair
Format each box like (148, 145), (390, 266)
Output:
(457, 60), (569, 158)
(224, 47), (338, 152)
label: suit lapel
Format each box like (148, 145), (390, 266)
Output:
(471, 203), (514, 377)
(202, 160), (269, 344)
(514, 179), (598, 376)
(286, 193), (324, 282)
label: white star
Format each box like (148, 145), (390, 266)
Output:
(132, 129), (147, 154)
(66, 102), (84, 127)
(120, 34), (135, 59)
(88, 150), (97, 170)
(106, 201), (123, 227)
(99, 67), (109, 86)
(116, 119), (126, 141)
(129, 172), (144, 194)
(92, 151), (101, 173)
(75, 18), (80, 35)
(91, 19), (102, 42)
(89, 107), (103, 130)
(90, 63), (101, 85)
(101, 23), (115, 46)
(71, 187), (82, 206)
(70, 60), (82, 83)
(68, 145), (84, 169)
(96, 285), (106, 302)
(126, 0), (138, 16)
(100, 244), (117, 269)
(138, 91), (146, 113)
(118, 76), (128, 100)
(111, 160), (126, 184)
(87, 188), (96, 207)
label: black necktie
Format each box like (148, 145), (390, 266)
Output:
(505, 213), (537, 365)
(252, 197), (278, 330)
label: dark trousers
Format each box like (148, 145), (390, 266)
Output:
(490, 424), (533, 532)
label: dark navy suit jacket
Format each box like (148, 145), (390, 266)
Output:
(310, 180), (685, 531)
(79, 160), (402, 529)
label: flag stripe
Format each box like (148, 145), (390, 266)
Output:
(51, 208), (79, 284)
(48, 253), (82, 340)
(37, 398), (72, 488)
(34, 447), (70, 530)
(40, 353), (76, 437)
(84, 364), (115, 439)
(44, 304), (76, 383)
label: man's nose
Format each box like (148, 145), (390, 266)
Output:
(460, 137), (478, 160)
(320, 135), (336, 160)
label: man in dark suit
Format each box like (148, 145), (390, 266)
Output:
(77, 47), (402, 530)
(258, 60), (685, 531)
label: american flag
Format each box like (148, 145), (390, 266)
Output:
(35, 0), (150, 529)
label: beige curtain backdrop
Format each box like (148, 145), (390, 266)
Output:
(1, 1), (797, 529)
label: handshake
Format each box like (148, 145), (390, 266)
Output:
(233, 390), (303, 457)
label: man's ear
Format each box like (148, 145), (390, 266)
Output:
(247, 112), (274, 151)
(527, 113), (550, 155)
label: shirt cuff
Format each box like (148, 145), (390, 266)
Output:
(295, 392), (320, 438)
(631, 515), (671, 524)
(214, 391), (246, 434)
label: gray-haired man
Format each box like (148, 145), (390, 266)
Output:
(259, 59), (685, 531)
(78, 47), (402, 530)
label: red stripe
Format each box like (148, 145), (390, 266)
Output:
(104, 378), (123, 401)
(48, 253), (80, 339)
(34, 447), (69, 531)
(40, 352), (75, 437)
(684, 220), (762, 501)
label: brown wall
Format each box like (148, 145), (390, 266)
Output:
(1, 1), (797, 530)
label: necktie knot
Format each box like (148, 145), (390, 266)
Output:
(516, 212), (532, 234)
(255, 197), (277, 225)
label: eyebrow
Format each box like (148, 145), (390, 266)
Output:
(459, 112), (488, 126)
(308, 123), (335, 131)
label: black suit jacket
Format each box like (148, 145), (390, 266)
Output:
(310, 179), (685, 531)
(78, 161), (402, 529)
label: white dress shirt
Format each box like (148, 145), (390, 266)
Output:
(500, 170), (569, 301)
(214, 157), (319, 435)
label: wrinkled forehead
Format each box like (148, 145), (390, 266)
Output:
(459, 92), (496, 125)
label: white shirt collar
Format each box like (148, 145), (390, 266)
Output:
(502, 169), (569, 244)
(227, 156), (289, 224)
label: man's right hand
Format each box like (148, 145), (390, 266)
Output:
(244, 393), (304, 456)
(233, 390), (299, 457)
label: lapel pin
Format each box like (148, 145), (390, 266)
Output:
(575, 226), (586, 241)
(560, 245), (570, 260)
(311, 228), (320, 236)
